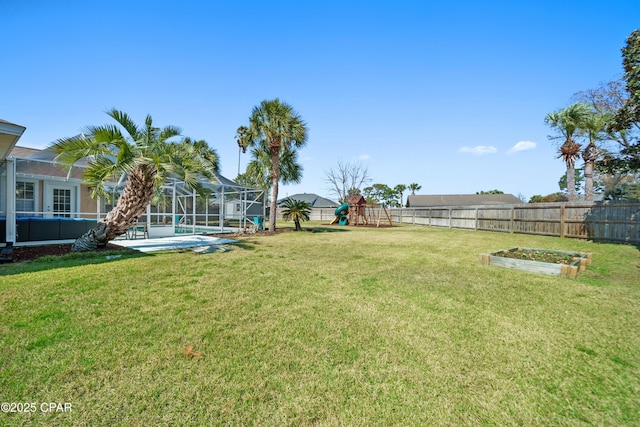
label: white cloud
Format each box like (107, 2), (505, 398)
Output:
(507, 140), (537, 155)
(358, 154), (371, 161)
(457, 145), (497, 156)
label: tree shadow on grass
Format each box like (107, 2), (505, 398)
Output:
(0, 250), (151, 276)
(302, 226), (350, 233)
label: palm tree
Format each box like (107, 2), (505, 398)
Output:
(394, 184), (407, 207)
(247, 99), (308, 231)
(236, 139), (303, 216)
(281, 198), (311, 231)
(235, 125), (250, 176)
(51, 109), (219, 251)
(581, 112), (609, 203)
(408, 183), (422, 195)
(241, 139), (303, 192)
(545, 103), (592, 203)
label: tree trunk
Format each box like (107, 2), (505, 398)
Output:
(72, 165), (156, 251)
(566, 163), (577, 203)
(268, 147), (280, 232)
(583, 161), (594, 203)
(583, 143), (597, 204)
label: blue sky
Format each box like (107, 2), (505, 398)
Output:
(3, 0), (639, 201)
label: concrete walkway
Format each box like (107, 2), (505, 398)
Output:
(112, 235), (238, 253)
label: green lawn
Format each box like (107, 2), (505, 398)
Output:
(1, 223), (639, 425)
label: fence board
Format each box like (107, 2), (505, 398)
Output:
(388, 202), (640, 245)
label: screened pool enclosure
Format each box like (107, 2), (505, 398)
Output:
(1, 145), (264, 244)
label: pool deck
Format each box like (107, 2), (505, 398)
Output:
(112, 235), (238, 253)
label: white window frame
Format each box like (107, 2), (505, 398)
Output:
(43, 181), (78, 218)
(15, 179), (39, 215)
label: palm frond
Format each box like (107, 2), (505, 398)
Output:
(106, 109), (140, 139)
(281, 198), (312, 223)
(558, 140), (582, 167)
(49, 109), (221, 210)
(83, 156), (124, 198)
(158, 126), (182, 144)
(51, 133), (103, 168)
(249, 98), (308, 152)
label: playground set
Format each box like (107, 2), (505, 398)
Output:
(330, 195), (393, 227)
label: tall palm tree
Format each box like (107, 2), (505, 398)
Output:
(545, 103), (592, 203)
(394, 184), (407, 207)
(581, 112), (609, 203)
(408, 183), (422, 195)
(248, 99), (308, 231)
(235, 139), (303, 215)
(281, 198), (311, 231)
(51, 109), (219, 251)
(241, 139), (303, 192)
(235, 125), (250, 176)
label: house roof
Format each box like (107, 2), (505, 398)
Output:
(348, 195), (367, 205)
(278, 193), (339, 208)
(8, 145), (257, 194)
(9, 145), (86, 180)
(407, 194), (523, 208)
(0, 119), (27, 161)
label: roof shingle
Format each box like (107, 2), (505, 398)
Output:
(407, 194), (523, 207)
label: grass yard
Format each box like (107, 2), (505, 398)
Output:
(1, 223), (639, 425)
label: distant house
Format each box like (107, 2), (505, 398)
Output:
(277, 193), (339, 208)
(406, 194), (523, 208)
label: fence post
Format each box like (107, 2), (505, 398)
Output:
(560, 204), (565, 238)
(475, 207), (478, 231)
(510, 206), (514, 234)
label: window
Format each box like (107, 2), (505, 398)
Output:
(16, 181), (35, 213)
(52, 188), (72, 217)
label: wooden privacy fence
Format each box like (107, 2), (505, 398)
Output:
(387, 202), (640, 245)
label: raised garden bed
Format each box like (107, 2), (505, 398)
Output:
(479, 247), (592, 279)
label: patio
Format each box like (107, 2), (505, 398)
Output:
(113, 234), (238, 253)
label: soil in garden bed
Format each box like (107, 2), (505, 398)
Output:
(496, 248), (576, 265)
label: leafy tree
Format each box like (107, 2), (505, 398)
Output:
(324, 160), (371, 203)
(281, 198), (312, 231)
(52, 109), (219, 251)
(573, 79), (639, 181)
(610, 30), (640, 134)
(363, 183), (398, 206)
(408, 182), (422, 195)
(606, 30), (640, 173)
(528, 192), (568, 203)
(476, 189), (504, 194)
(246, 99), (308, 231)
(394, 184), (407, 207)
(598, 172), (640, 201)
(581, 111), (609, 202)
(545, 103), (592, 202)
